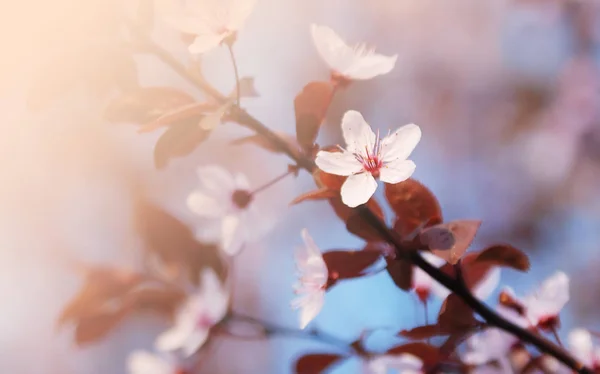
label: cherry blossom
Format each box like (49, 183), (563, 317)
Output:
(315, 110), (421, 207)
(500, 271), (570, 329)
(164, 0), (257, 55)
(412, 252), (501, 302)
(127, 350), (182, 374)
(568, 328), (600, 370)
(365, 353), (423, 374)
(155, 268), (229, 356)
(187, 165), (272, 256)
(311, 24), (398, 81)
(291, 229), (328, 329)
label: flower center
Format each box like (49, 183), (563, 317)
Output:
(231, 189), (253, 210)
(196, 313), (214, 329)
(354, 133), (383, 177)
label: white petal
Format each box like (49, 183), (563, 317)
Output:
(384, 353), (423, 372)
(301, 228), (323, 259)
(297, 291), (325, 329)
(380, 123), (422, 163)
(379, 159), (416, 184)
(196, 165), (236, 194)
(430, 279), (451, 300)
(194, 219), (223, 242)
(341, 110), (376, 154)
(155, 322), (195, 352)
(201, 269), (229, 321)
(343, 53), (398, 80)
(568, 328), (594, 365)
(315, 150), (363, 176)
(233, 172), (251, 190)
(310, 24), (354, 73)
(226, 0), (257, 30)
(473, 267), (501, 300)
(127, 351), (172, 374)
(221, 214), (243, 255)
(187, 191), (225, 218)
(340, 173), (378, 208)
(188, 33), (226, 55)
(182, 329), (210, 357)
(525, 271), (570, 322)
(412, 252), (445, 291)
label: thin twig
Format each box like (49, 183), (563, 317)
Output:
(128, 22), (593, 374)
(226, 44), (241, 106)
(250, 168), (294, 195)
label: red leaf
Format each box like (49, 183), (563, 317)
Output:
(294, 81), (335, 152)
(124, 287), (186, 317)
(153, 119), (212, 169)
(105, 87), (196, 124)
(231, 132), (299, 155)
(426, 220), (481, 264)
(386, 342), (441, 367)
(399, 324), (453, 339)
(74, 307), (130, 346)
(138, 102), (217, 133)
(385, 179), (443, 237)
(439, 252), (497, 295)
(438, 294), (478, 330)
(474, 244), (531, 272)
(290, 188), (338, 206)
(294, 353), (344, 374)
(313, 169), (345, 192)
(386, 257), (413, 291)
(322, 250), (381, 280)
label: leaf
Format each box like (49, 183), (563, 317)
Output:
(134, 200), (226, 283)
(125, 287), (186, 317)
(138, 102), (218, 133)
(294, 353), (344, 374)
(313, 169), (346, 191)
(399, 324), (453, 340)
(153, 119), (212, 169)
(229, 77), (260, 99)
(438, 294), (477, 330)
(104, 87), (196, 124)
(294, 81), (335, 152)
(386, 258), (413, 291)
(231, 132), (299, 155)
(199, 102), (232, 130)
(385, 179), (443, 237)
(474, 244), (530, 272)
(74, 307), (130, 346)
(427, 220), (481, 264)
(290, 188), (338, 206)
(386, 342), (441, 367)
(58, 267), (141, 326)
(322, 250), (381, 280)
(439, 252), (497, 296)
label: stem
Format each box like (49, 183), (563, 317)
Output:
(250, 168), (294, 195)
(226, 44), (241, 106)
(228, 312), (355, 354)
(129, 23), (593, 374)
(551, 326), (564, 347)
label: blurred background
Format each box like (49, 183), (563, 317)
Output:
(1, 0), (600, 373)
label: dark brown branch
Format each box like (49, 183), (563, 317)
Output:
(129, 24), (592, 374)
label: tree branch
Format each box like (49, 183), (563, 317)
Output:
(130, 25), (592, 374)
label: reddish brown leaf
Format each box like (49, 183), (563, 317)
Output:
(294, 81), (335, 152)
(74, 307), (130, 346)
(439, 252), (497, 296)
(295, 353), (344, 374)
(138, 102), (217, 133)
(58, 267), (141, 326)
(399, 324), (453, 339)
(134, 200), (226, 283)
(322, 250), (381, 280)
(290, 188), (338, 206)
(386, 258), (413, 291)
(438, 294), (477, 330)
(105, 87), (196, 124)
(313, 169), (345, 192)
(427, 220), (481, 264)
(386, 342), (442, 367)
(474, 244), (531, 272)
(231, 132), (299, 155)
(385, 179), (443, 237)
(125, 287), (186, 317)
(153, 119), (212, 169)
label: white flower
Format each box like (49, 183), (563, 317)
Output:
(568, 328), (600, 369)
(155, 269), (229, 356)
(500, 272), (569, 328)
(127, 350), (179, 374)
(164, 0), (257, 54)
(291, 229), (328, 329)
(463, 327), (517, 366)
(187, 165), (272, 256)
(365, 353), (423, 374)
(311, 24), (397, 80)
(315, 110), (421, 207)
(412, 252), (501, 302)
